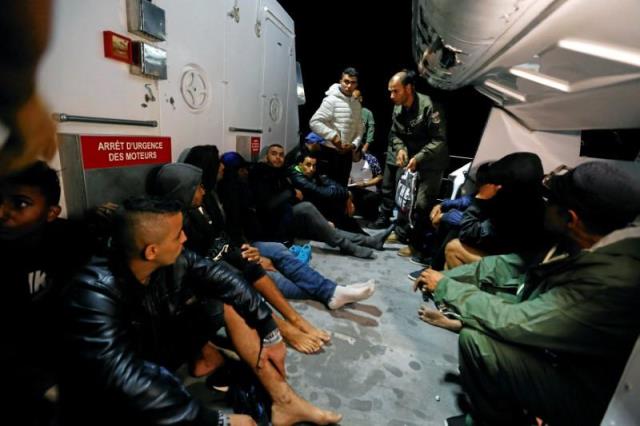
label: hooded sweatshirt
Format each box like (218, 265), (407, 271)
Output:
(153, 163), (202, 208)
(153, 163), (266, 283)
(309, 83), (363, 149)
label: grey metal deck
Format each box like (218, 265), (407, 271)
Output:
(188, 234), (462, 425)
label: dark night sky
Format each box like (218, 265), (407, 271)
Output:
(278, 0), (491, 169)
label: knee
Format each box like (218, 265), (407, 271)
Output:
(445, 238), (462, 266)
(458, 328), (499, 375)
(459, 328), (480, 356)
(297, 201), (316, 214)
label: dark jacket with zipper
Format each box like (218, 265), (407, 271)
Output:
(249, 162), (298, 242)
(59, 250), (275, 426)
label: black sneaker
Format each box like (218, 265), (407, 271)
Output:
(407, 267), (427, 282)
(369, 215), (390, 229)
(410, 254), (432, 267)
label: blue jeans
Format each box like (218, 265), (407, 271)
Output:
(253, 241), (336, 304)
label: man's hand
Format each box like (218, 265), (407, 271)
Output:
(430, 204), (443, 227)
(395, 149), (408, 167)
(259, 256), (277, 272)
(405, 157), (418, 172)
(413, 268), (444, 294)
(294, 189), (304, 201)
(345, 198), (356, 217)
(229, 414), (256, 426)
(476, 183), (501, 200)
(240, 244), (261, 263)
(432, 213), (443, 228)
(229, 414), (257, 426)
(331, 134), (342, 150)
(430, 204), (442, 220)
(362, 143), (370, 154)
(0, 94), (58, 177)
(258, 340), (287, 379)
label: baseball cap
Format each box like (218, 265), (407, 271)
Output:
(544, 161), (640, 232)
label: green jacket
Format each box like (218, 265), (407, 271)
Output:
(361, 107), (375, 145)
(435, 225), (640, 388)
(387, 92), (448, 170)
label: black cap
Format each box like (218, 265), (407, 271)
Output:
(486, 152), (543, 187)
(546, 161), (640, 233)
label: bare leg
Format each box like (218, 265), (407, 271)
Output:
(274, 315), (322, 354)
(224, 305), (342, 426)
(254, 275), (329, 346)
(444, 238), (486, 269)
(191, 341), (225, 377)
(417, 305), (462, 332)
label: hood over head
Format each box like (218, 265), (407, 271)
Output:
(183, 145), (220, 192)
(153, 163), (202, 208)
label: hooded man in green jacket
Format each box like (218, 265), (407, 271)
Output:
(415, 161), (640, 426)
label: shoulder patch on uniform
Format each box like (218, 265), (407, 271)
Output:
(431, 111), (441, 124)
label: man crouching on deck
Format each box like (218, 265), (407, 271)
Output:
(58, 196), (341, 426)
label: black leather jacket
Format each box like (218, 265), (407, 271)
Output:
(59, 249), (275, 426)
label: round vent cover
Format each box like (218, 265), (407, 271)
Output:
(180, 64), (210, 112)
(269, 96), (282, 123)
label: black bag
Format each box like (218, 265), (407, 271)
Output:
(395, 169), (418, 227)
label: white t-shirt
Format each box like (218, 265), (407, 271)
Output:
(349, 158), (375, 192)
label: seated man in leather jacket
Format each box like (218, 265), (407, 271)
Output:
(59, 196), (342, 426)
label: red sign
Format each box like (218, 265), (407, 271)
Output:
(250, 136), (261, 156)
(80, 135), (171, 169)
(103, 31), (133, 64)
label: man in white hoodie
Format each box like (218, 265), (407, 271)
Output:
(309, 67), (364, 186)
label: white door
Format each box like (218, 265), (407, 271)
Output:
(260, 6), (295, 149)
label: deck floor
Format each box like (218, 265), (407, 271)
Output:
(187, 232), (463, 425)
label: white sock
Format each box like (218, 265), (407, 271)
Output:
(328, 281), (376, 310)
(349, 279), (376, 289)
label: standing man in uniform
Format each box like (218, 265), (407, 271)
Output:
(309, 67), (364, 186)
(373, 70), (448, 265)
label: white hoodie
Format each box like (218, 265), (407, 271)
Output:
(309, 83), (363, 149)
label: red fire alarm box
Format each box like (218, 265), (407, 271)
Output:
(103, 31), (133, 64)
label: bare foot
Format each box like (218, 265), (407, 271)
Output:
(279, 319), (323, 354)
(271, 389), (342, 426)
(190, 341), (225, 377)
(292, 316), (331, 344)
(418, 306), (462, 332)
